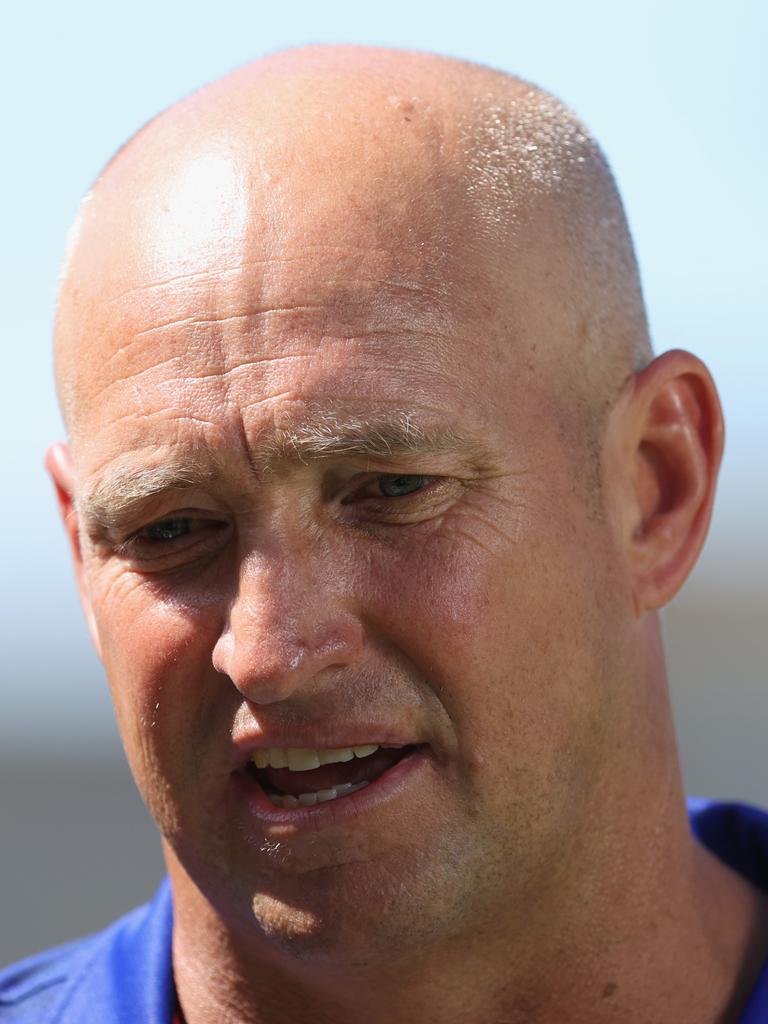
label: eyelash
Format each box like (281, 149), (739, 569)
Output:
(344, 473), (435, 503)
(115, 516), (228, 559)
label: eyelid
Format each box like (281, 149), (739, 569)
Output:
(341, 473), (439, 502)
(339, 475), (462, 528)
(111, 511), (230, 562)
(86, 487), (229, 537)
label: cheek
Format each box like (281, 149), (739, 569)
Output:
(360, 509), (551, 671)
(362, 506), (623, 766)
(90, 565), (229, 778)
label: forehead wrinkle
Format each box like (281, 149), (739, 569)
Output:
(102, 253), (317, 307)
(129, 304), (334, 340)
(105, 245), (432, 308)
(101, 262), (458, 374)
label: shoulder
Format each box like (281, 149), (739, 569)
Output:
(0, 935), (100, 1022)
(687, 802), (768, 1021)
(0, 880), (174, 1024)
(688, 798), (768, 891)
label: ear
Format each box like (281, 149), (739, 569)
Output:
(615, 350), (724, 614)
(45, 442), (102, 658)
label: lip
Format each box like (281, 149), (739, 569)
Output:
(231, 744), (431, 830)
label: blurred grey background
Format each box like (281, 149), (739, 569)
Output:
(1, 0), (765, 966)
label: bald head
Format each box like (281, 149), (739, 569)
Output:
(55, 46), (650, 454)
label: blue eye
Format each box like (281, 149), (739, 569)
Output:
(140, 518), (193, 542)
(378, 475), (429, 497)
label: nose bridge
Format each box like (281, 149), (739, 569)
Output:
(212, 533), (362, 702)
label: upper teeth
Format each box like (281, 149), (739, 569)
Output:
(251, 744), (380, 771)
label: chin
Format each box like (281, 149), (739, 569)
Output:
(221, 859), (433, 970)
(246, 895), (414, 970)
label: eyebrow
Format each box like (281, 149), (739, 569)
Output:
(77, 460), (220, 532)
(269, 415), (491, 467)
(77, 414), (494, 531)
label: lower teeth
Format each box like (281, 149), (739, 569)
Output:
(268, 780), (369, 809)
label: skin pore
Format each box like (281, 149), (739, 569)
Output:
(49, 47), (768, 1024)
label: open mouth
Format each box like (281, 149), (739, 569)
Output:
(244, 744), (419, 809)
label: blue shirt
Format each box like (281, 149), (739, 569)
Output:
(2, 799), (767, 1022)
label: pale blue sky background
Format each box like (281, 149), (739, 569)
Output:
(1, 0), (766, 774)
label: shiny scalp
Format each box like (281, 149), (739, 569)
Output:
(54, 45), (653, 468)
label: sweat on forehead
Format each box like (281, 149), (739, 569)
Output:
(55, 45), (651, 442)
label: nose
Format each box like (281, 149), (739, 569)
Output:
(211, 547), (364, 704)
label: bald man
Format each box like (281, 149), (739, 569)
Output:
(2, 46), (767, 1024)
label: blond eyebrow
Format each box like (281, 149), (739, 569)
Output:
(77, 414), (494, 531)
(77, 459), (219, 532)
(265, 414), (492, 468)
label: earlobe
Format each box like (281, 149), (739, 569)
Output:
(622, 350), (724, 613)
(45, 442), (103, 658)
